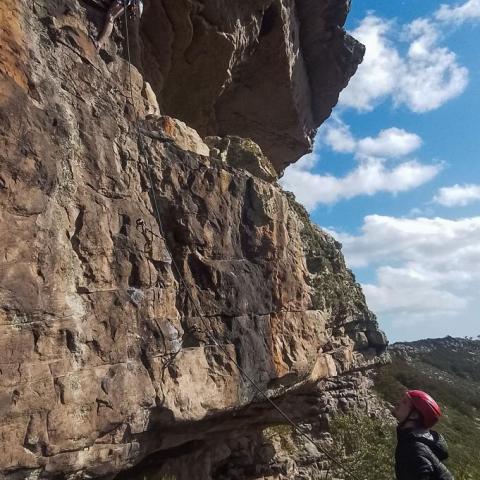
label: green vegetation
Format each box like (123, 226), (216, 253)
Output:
(330, 414), (396, 480)
(263, 424), (296, 454)
(285, 192), (371, 316)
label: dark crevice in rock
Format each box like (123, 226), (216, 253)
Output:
(64, 329), (79, 355)
(32, 326), (42, 355)
(140, 337), (168, 407)
(70, 206), (94, 283)
(114, 440), (204, 480)
(119, 214), (130, 236)
(127, 252), (142, 288)
(260, 4), (278, 37)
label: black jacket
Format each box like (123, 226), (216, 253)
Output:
(395, 428), (454, 480)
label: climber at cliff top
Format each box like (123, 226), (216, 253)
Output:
(95, 0), (144, 50)
(393, 390), (454, 480)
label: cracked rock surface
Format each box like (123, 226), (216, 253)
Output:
(0, 0), (385, 479)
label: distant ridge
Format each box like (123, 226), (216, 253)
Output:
(392, 334), (480, 348)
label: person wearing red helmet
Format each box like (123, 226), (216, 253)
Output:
(393, 390), (454, 480)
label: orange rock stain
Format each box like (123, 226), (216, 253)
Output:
(269, 313), (290, 377)
(0, 0), (28, 104)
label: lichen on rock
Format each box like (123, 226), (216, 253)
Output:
(205, 136), (278, 183)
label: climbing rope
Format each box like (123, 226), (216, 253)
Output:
(120, 4), (364, 480)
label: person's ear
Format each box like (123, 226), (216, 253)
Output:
(409, 410), (421, 420)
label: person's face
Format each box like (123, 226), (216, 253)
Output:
(393, 394), (413, 423)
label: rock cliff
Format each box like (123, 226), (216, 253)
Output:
(137, 0), (365, 172)
(0, 1), (386, 479)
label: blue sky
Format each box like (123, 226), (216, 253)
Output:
(281, 0), (480, 342)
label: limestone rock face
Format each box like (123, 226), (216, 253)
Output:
(0, 1), (384, 479)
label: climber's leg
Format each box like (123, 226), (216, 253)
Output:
(96, 1), (125, 50)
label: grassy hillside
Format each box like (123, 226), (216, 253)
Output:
(327, 337), (480, 480)
(374, 337), (480, 479)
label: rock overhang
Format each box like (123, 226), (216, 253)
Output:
(139, 0), (365, 174)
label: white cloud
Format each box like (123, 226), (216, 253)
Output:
(280, 158), (440, 209)
(363, 274), (467, 317)
(282, 120), (434, 209)
(436, 0), (480, 24)
(340, 15), (469, 112)
(340, 16), (403, 111)
(398, 19), (469, 112)
(322, 120), (422, 158)
(334, 215), (480, 267)
(357, 128), (422, 158)
(433, 184), (480, 206)
(291, 152), (318, 171)
(323, 121), (356, 153)
(331, 215), (480, 339)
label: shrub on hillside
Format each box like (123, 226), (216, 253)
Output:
(329, 414), (396, 480)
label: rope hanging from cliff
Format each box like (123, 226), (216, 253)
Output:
(121, 6), (363, 480)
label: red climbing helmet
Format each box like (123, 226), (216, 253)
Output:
(406, 390), (442, 428)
